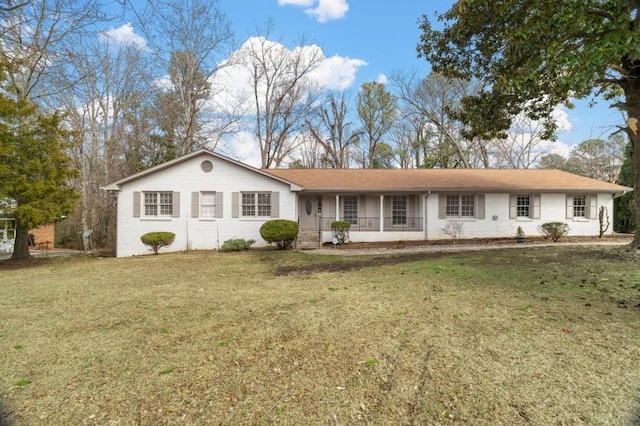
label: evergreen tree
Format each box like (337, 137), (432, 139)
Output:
(0, 94), (78, 260)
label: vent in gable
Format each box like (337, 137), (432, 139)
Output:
(200, 160), (213, 173)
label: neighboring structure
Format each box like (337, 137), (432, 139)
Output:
(0, 216), (55, 253)
(102, 149), (631, 257)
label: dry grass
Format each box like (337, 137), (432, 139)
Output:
(1, 247), (640, 425)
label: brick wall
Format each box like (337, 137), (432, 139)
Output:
(29, 224), (55, 249)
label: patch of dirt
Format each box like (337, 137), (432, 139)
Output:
(323, 234), (633, 251)
(0, 257), (52, 271)
(275, 234), (636, 276)
(275, 252), (446, 276)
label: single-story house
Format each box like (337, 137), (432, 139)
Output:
(102, 149), (632, 257)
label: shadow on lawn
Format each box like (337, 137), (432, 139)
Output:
(630, 400), (640, 426)
(0, 398), (16, 426)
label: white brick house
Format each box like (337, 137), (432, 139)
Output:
(103, 149), (631, 257)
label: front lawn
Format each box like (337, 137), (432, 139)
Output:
(1, 247), (639, 424)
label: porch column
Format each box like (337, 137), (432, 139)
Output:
(335, 194), (340, 221)
(380, 195), (384, 232)
(424, 192), (430, 240)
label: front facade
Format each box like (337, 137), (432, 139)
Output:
(267, 168), (630, 246)
(103, 150), (631, 257)
(102, 151), (301, 258)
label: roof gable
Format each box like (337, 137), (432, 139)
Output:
(101, 150), (303, 191)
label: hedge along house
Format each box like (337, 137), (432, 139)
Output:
(103, 149), (631, 257)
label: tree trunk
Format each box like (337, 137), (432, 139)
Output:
(629, 114), (640, 250)
(10, 227), (31, 260)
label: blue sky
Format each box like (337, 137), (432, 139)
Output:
(109, 0), (624, 162)
(222, 1), (624, 152)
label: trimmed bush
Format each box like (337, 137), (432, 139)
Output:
(539, 222), (569, 242)
(220, 238), (255, 252)
(260, 219), (299, 250)
(331, 220), (351, 244)
(140, 232), (175, 254)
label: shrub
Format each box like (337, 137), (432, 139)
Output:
(260, 219), (299, 250)
(442, 220), (464, 241)
(220, 238), (255, 252)
(539, 222), (569, 242)
(140, 232), (175, 254)
(331, 220), (351, 244)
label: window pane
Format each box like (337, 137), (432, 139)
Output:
(242, 193), (255, 216)
(517, 195), (530, 217)
(201, 192), (216, 218)
(573, 195), (586, 217)
(257, 193), (271, 216)
(343, 196), (358, 224)
(461, 195), (475, 217)
(159, 192), (173, 216)
(446, 195), (459, 217)
(144, 192), (157, 216)
(392, 196), (407, 225)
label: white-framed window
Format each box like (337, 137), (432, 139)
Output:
(509, 194), (540, 220)
(242, 192), (271, 217)
(200, 191), (216, 218)
(144, 191), (173, 217)
(445, 195), (475, 218)
(343, 196), (358, 224)
(392, 196), (407, 225)
(566, 194), (595, 220)
(516, 195), (530, 218)
(573, 195), (587, 218)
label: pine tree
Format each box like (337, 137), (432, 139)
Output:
(0, 94), (78, 260)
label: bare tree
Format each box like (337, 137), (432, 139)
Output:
(135, 0), (235, 154)
(489, 113), (555, 168)
(239, 30), (324, 168)
(306, 90), (361, 168)
(566, 135), (626, 182)
(391, 72), (480, 168)
(356, 81), (397, 168)
(0, 0), (105, 103)
(57, 33), (152, 250)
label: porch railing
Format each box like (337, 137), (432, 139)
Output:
(321, 217), (423, 232)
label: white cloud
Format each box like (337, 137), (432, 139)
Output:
(376, 74), (388, 85)
(163, 36), (366, 162)
(278, 0), (349, 23)
(310, 55), (367, 90)
(221, 131), (262, 168)
(212, 37), (365, 112)
(278, 0), (314, 5)
(100, 23), (146, 49)
(305, 0), (349, 22)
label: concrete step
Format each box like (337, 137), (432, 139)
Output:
(296, 231), (321, 250)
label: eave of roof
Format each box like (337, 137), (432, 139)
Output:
(101, 149), (303, 191)
(263, 168), (632, 193)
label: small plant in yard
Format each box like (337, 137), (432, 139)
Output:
(516, 226), (526, 243)
(331, 220), (351, 244)
(260, 219), (299, 249)
(442, 220), (464, 241)
(220, 238), (255, 252)
(140, 232), (175, 254)
(598, 206), (610, 238)
(539, 222), (569, 242)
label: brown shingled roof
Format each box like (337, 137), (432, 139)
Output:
(263, 168), (631, 193)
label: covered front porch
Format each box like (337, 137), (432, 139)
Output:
(297, 193), (426, 246)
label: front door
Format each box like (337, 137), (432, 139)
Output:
(299, 195), (319, 231)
